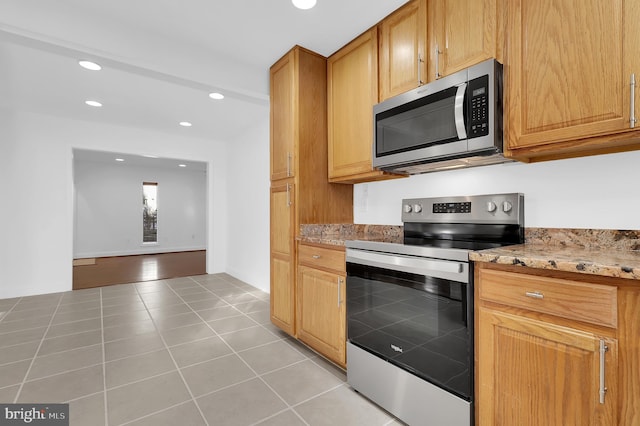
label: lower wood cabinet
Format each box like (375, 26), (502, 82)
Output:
(475, 263), (640, 425)
(269, 182), (295, 336)
(296, 243), (346, 367)
(477, 309), (618, 425)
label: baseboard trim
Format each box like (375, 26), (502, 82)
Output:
(72, 258), (96, 266)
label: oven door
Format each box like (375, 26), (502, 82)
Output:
(346, 248), (473, 401)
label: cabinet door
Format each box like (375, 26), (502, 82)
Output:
(428, 0), (497, 80)
(270, 51), (295, 181)
(297, 266), (346, 366)
(477, 308), (618, 426)
(270, 183), (295, 335)
(505, 0), (638, 152)
(379, 0), (427, 101)
(328, 29), (384, 183)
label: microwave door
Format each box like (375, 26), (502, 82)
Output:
(374, 86), (467, 167)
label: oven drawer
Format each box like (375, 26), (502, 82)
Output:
(298, 243), (345, 273)
(478, 268), (617, 328)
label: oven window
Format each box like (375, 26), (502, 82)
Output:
(347, 262), (472, 401)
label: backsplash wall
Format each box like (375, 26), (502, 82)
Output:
(354, 150), (640, 230)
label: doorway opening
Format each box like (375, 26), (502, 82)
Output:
(72, 149), (208, 289)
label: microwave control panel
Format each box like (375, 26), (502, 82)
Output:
(468, 75), (489, 138)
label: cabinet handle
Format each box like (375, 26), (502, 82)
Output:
(418, 54), (424, 85)
(312, 254), (321, 259)
(454, 83), (468, 140)
(599, 339), (609, 404)
(337, 277), (343, 307)
(287, 152), (292, 176)
(525, 291), (544, 299)
(631, 74), (637, 129)
(286, 183), (291, 207)
(435, 44), (442, 80)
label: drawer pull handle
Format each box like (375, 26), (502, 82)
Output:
(312, 255), (321, 259)
(525, 291), (544, 299)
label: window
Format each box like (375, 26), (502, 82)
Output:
(143, 182), (158, 243)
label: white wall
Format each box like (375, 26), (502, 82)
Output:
(225, 116), (270, 293)
(0, 108), (228, 299)
(354, 150), (640, 229)
(74, 159), (207, 258)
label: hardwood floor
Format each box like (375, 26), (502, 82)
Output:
(72, 250), (206, 289)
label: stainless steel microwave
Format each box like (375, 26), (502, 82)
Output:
(373, 59), (509, 174)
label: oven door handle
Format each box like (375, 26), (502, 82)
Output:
(346, 249), (468, 283)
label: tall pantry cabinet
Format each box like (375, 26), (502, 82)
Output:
(269, 46), (353, 336)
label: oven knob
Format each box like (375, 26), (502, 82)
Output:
(486, 201), (497, 212)
(404, 204), (412, 213)
(502, 201), (513, 213)
(413, 204), (423, 213)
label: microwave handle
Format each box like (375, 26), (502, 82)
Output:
(454, 83), (468, 140)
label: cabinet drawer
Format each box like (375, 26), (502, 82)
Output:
(478, 268), (617, 328)
(298, 244), (346, 273)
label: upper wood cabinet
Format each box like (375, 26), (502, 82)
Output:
(270, 54), (295, 181)
(428, 0), (500, 81)
(504, 0), (640, 161)
(378, 0), (427, 101)
(327, 29), (380, 183)
(328, 29), (404, 184)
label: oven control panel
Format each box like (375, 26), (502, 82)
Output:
(432, 202), (471, 214)
(402, 193), (524, 224)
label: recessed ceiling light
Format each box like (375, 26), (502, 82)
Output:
(292, 0), (317, 10)
(85, 100), (102, 107)
(178, 164), (187, 168)
(78, 60), (102, 71)
(115, 158), (125, 162)
(179, 121), (192, 127)
(209, 92), (224, 100)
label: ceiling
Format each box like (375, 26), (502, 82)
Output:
(0, 0), (409, 143)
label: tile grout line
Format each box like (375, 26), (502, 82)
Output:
(134, 282), (211, 426)
(0, 323), (103, 341)
(17, 361), (104, 384)
(100, 287), (110, 426)
(12, 295), (64, 403)
(116, 400), (198, 426)
(183, 276), (311, 426)
(0, 298), (22, 323)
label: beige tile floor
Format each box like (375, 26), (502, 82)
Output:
(0, 274), (404, 426)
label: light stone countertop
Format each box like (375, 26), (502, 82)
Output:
(469, 244), (640, 281)
(470, 228), (640, 281)
(298, 224), (403, 247)
(300, 225), (640, 281)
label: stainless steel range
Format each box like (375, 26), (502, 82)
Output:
(345, 193), (524, 426)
